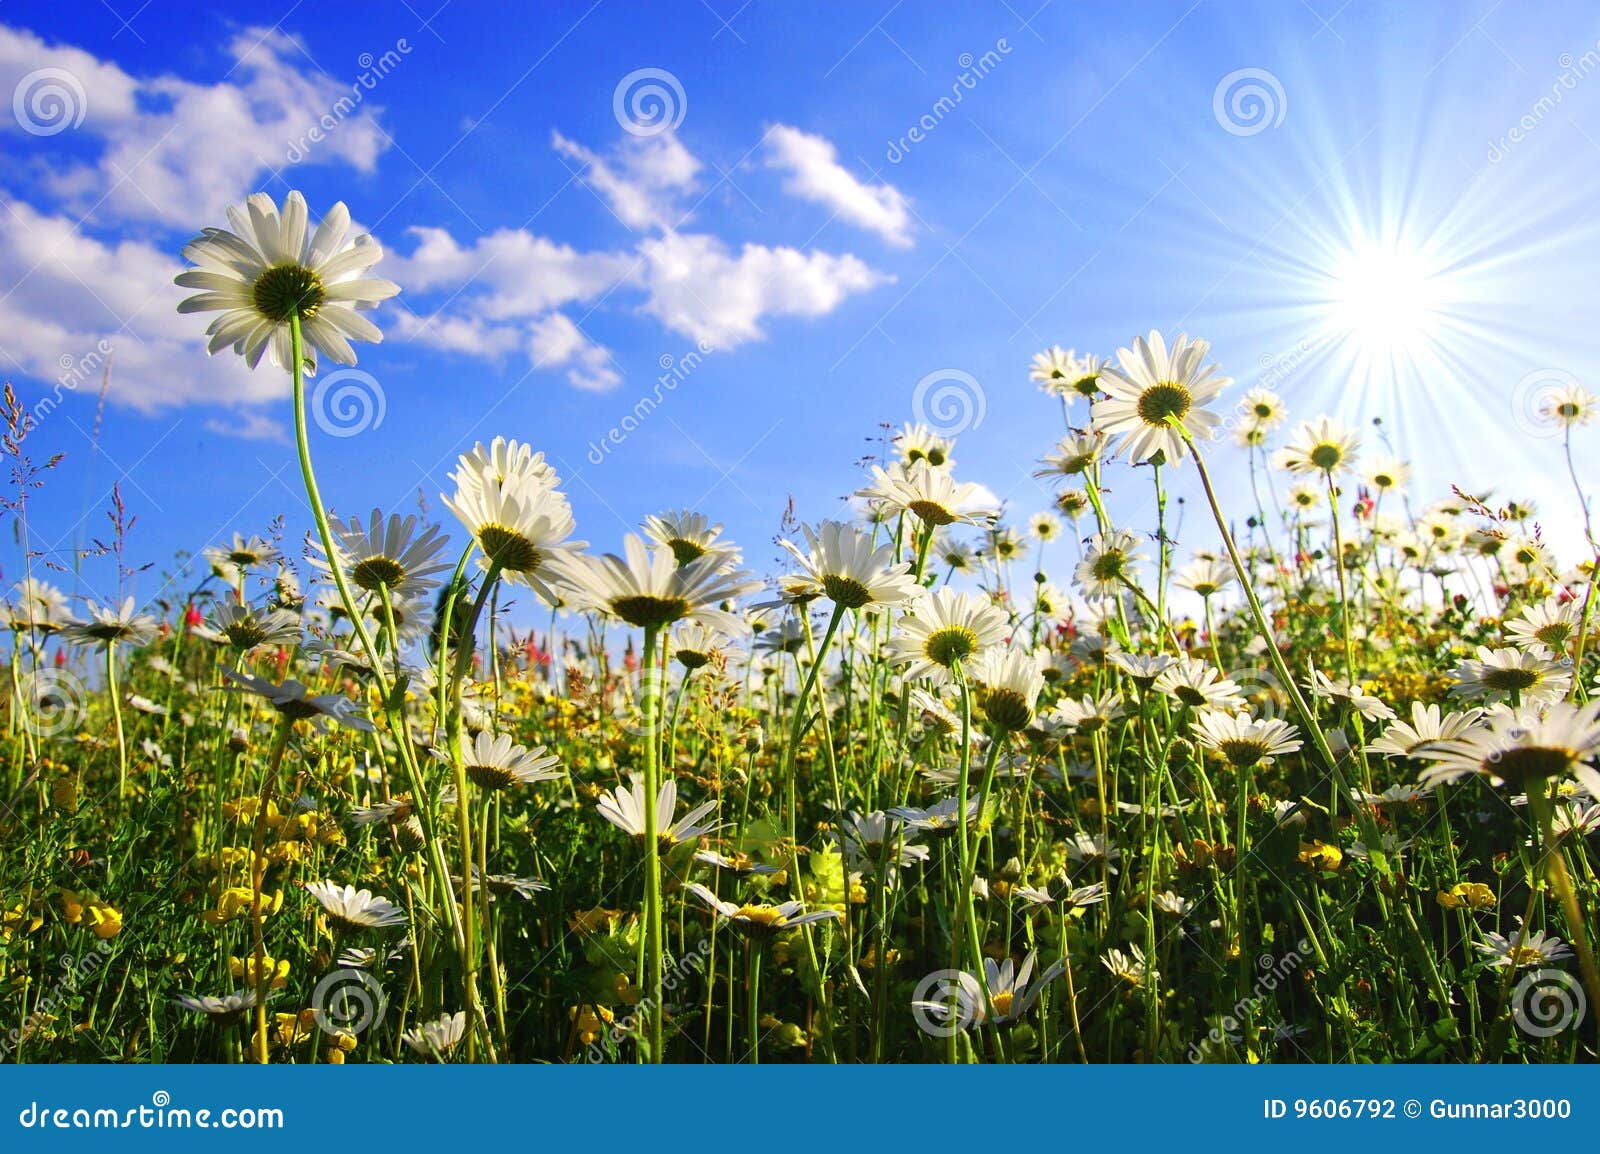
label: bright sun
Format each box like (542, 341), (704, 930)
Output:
(1328, 244), (1440, 355)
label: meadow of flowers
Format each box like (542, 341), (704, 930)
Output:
(2, 190), (1597, 1065)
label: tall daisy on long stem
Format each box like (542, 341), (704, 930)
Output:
(556, 536), (758, 1060)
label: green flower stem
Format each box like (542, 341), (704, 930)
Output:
(1179, 429), (1355, 798)
(1529, 788), (1600, 1027)
(1324, 474), (1358, 685)
(745, 940), (763, 1064)
(443, 557), (504, 1063)
(106, 642), (127, 798)
(286, 314), (489, 1056)
(778, 602), (845, 1060)
(639, 622), (665, 1061)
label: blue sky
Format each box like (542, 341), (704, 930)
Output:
(3, 0), (1600, 619)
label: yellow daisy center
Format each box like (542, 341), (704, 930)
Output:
(1136, 382), (1192, 426)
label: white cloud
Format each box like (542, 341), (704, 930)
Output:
(0, 199), (283, 413)
(764, 124), (914, 247)
(393, 129), (893, 376)
(527, 314), (620, 392)
(385, 225), (636, 316)
(0, 25), (895, 416)
(0, 25), (391, 228)
(551, 130), (699, 230)
(636, 231), (889, 346)
(204, 411), (287, 442)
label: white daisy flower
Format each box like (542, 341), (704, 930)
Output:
(1030, 347), (1103, 401)
(195, 603), (302, 651)
(1308, 665), (1397, 720)
(595, 774), (719, 845)
(1276, 416), (1361, 477)
(1076, 530), (1146, 599)
(1101, 944), (1155, 987)
(220, 670), (375, 732)
(176, 190), (399, 371)
(1475, 921), (1575, 969)
(62, 597), (158, 647)
(557, 535), (759, 633)
(682, 882), (840, 938)
(857, 460), (997, 528)
(443, 467), (583, 603)
(642, 508), (740, 568)
(1091, 330), (1232, 466)
(313, 510), (453, 599)
(778, 521), (919, 611)
(1193, 709), (1303, 768)
(1173, 557), (1235, 598)
(1417, 700), (1600, 798)
(173, 989), (258, 1021)
(1506, 598), (1583, 656)
(1366, 701), (1483, 758)
(893, 421), (955, 469)
(1033, 431), (1105, 479)
(402, 1011), (467, 1057)
(965, 646), (1046, 732)
(671, 620), (730, 670)
(1155, 656), (1245, 711)
(1538, 383), (1600, 428)
(886, 587), (1010, 685)
(1050, 690), (1125, 734)
(1449, 646), (1572, 706)
(1363, 454), (1411, 492)
(912, 950), (1066, 1028)
(461, 731), (564, 791)
(303, 880), (407, 932)
(1236, 387), (1286, 432)
(202, 533), (282, 579)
